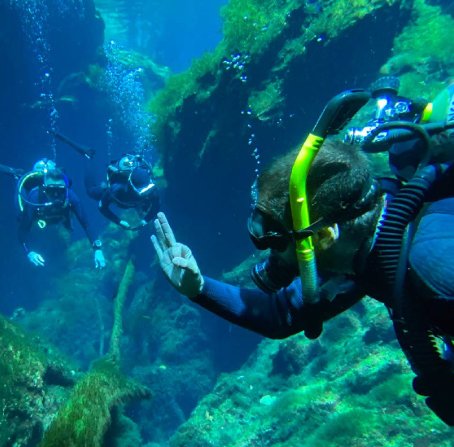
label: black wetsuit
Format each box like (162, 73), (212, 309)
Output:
(86, 177), (160, 227)
(190, 196), (454, 338)
(189, 192), (454, 425)
(18, 187), (97, 254)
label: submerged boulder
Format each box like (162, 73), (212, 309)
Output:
(0, 314), (76, 446)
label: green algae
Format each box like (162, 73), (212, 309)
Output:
(110, 259), (135, 362)
(149, 0), (410, 176)
(40, 259), (150, 447)
(169, 300), (453, 447)
(0, 315), (74, 446)
(39, 356), (149, 447)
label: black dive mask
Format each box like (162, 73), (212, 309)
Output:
(247, 208), (292, 252)
(42, 184), (68, 205)
(248, 208), (324, 292)
(247, 208), (330, 252)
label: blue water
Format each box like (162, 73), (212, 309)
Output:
(0, 0), (227, 314)
(2, 1), (453, 446)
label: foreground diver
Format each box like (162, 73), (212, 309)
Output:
(152, 87), (454, 425)
(17, 158), (106, 268)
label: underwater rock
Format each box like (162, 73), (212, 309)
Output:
(40, 355), (151, 447)
(0, 314), (76, 446)
(271, 337), (324, 378)
(40, 259), (151, 446)
(168, 300), (453, 447)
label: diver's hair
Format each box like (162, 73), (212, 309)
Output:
(256, 138), (381, 231)
(43, 169), (67, 188)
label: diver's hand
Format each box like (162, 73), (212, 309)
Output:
(94, 249), (106, 269)
(151, 212), (204, 298)
(28, 251), (45, 267)
(119, 220), (131, 229)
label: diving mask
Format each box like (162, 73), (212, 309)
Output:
(247, 208), (329, 252)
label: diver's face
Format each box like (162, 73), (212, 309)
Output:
(43, 185), (66, 203)
(271, 241), (297, 266)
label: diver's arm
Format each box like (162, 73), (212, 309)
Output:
(141, 190), (160, 223)
(192, 276), (364, 339)
(70, 190), (106, 268)
(98, 193), (124, 226)
(18, 214), (46, 266)
(192, 277), (301, 338)
(17, 210), (33, 254)
(152, 212), (364, 339)
(69, 190), (97, 244)
(17, 190), (46, 266)
(0, 164), (24, 179)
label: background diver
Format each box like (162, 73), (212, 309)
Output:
(151, 83), (454, 426)
(51, 131), (160, 231)
(15, 158), (106, 268)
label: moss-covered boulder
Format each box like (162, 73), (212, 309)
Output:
(168, 299), (453, 447)
(40, 258), (151, 446)
(40, 355), (150, 447)
(0, 315), (76, 446)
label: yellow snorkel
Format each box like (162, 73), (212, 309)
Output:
(290, 90), (371, 304)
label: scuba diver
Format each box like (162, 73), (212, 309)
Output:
(151, 81), (454, 426)
(51, 132), (160, 230)
(85, 153), (160, 230)
(16, 158), (106, 269)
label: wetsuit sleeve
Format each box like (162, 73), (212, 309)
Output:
(17, 187), (40, 254)
(98, 191), (122, 225)
(191, 276), (364, 339)
(0, 164), (24, 179)
(69, 190), (97, 244)
(84, 163), (105, 201)
(17, 208), (33, 254)
(142, 189), (160, 223)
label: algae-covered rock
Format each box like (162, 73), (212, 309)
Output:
(40, 355), (150, 447)
(7, 248), (152, 445)
(40, 259), (151, 447)
(168, 299), (453, 447)
(0, 314), (76, 446)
